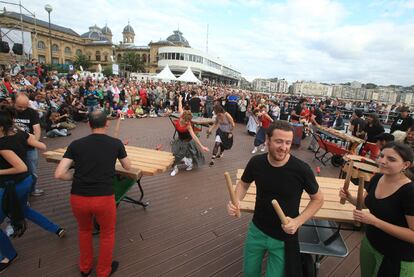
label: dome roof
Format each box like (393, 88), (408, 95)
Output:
(166, 30), (190, 47)
(102, 25), (112, 35)
(123, 23), (134, 34)
(81, 25), (109, 41)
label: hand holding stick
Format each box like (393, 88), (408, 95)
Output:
(340, 160), (354, 205)
(271, 199), (288, 225)
(224, 172), (240, 218)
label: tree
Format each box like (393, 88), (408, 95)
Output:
(73, 54), (91, 71)
(120, 52), (146, 72)
(102, 67), (113, 77)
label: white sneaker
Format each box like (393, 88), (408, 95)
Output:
(170, 166), (179, 176)
(185, 158), (193, 171)
(260, 145), (266, 152)
(251, 147), (258, 154)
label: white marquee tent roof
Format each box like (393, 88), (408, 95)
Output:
(155, 64), (177, 81)
(177, 67), (201, 83)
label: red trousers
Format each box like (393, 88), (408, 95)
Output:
(70, 194), (116, 277)
(360, 142), (380, 160)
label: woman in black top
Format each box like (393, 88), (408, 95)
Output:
(340, 142), (414, 276)
(0, 105), (64, 273)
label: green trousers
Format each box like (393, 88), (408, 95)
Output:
(360, 236), (414, 277)
(243, 221), (285, 277)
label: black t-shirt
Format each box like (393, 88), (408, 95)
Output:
(290, 104), (302, 122)
(350, 117), (366, 137)
(63, 134), (128, 196)
(241, 154), (319, 240)
(189, 97), (201, 113)
(390, 116), (414, 133)
(364, 124), (385, 142)
(14, 108), (39, 135)
(279, 106), (291, 120)
(314, 108), (324, 125)
(365, 174), (414, 261)
(0, 131), (30, 183)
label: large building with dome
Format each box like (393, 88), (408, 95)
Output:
(0, 9), (241, 84)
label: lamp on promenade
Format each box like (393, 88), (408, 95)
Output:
(44, 4), (53, 64)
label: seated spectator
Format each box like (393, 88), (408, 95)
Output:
(45, 112), (71, 137)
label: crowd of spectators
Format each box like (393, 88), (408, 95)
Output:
(1, 58), (413, 141)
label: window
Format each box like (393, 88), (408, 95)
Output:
(37, 41), (45, 49)
(117, 54), (122, 61)
(167, 53), (171, 59)
(96, 51), (101, 61)
(64, 59), (72, 65)
(38, 55), (46, 63)
(76, 49), (82, 56)
(52, 57), (59, 64)
(52, 44), (59, 52)
(184, 54), (189, 61)
(104, 55), (108, 62)
(171, 53), (176, 60)
(64, 47), (71, 54)
(179, 53), (184, 60)
(142, 54), (147, 63)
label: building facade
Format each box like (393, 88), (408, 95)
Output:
(0, 9), (240, 84)
(251, 78), (288, 93)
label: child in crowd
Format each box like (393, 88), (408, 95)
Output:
(127, 105), (135, 119)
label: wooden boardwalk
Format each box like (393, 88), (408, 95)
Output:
(5, 118), (363, 276)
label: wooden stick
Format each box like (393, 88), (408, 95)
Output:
(271, 199), (289, 225)
(113, 117), (121, 139)
(224, 172), (240, 218)
(340, 160), (354, 204)
(355, 176), (365, 227)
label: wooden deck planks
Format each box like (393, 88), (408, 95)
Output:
(5, 117), (366, 277)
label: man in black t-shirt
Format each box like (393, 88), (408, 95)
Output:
(188, 91), (202, 114)
(55, 111), (131, 277)
(14, 93), (43, 196)
(227, 121), (324, 276)
(279, 101), (291, 121)
(350, 110), (366, 139)
(290, 99), (307, 122)
(390, 106), (414, 134)
(308, 101), (326, 152)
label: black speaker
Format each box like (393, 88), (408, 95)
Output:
(0, 41), (10, 53)
(12, 43), (23, 55)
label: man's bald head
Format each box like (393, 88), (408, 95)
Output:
(88, 110), (107, 129)
(14, 93), (29, 112)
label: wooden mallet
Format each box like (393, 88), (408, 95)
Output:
(224, 172), (241, 218)
(271, 199), (289, 225)
(340, 160), (354, 205)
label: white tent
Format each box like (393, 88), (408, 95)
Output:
(155, 64), (177, 81)
(177, 67), (202, 83)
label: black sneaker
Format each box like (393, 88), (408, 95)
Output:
(80, 269), (92, 277)
(56, 228), (66, 238)
(0, 254), (18, 274)
(209, 160), (214, 167)
(109, 261), (119, 276)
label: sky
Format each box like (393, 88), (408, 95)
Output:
(8, 0), (414, 86)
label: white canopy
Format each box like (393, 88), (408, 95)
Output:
(177, 67), (201, 83)
(155, 64), (177, 81)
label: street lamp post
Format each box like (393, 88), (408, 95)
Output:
(44, 4), (53, 65)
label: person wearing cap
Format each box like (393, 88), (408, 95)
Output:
(375, 133), (395, 150)
(350, 110), (366, 139)
(390, 107), (414, 134)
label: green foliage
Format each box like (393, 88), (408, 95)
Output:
(120, 52), (145, 72)
(102, 67), (113, 77)
(73, 54), (91, 70)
